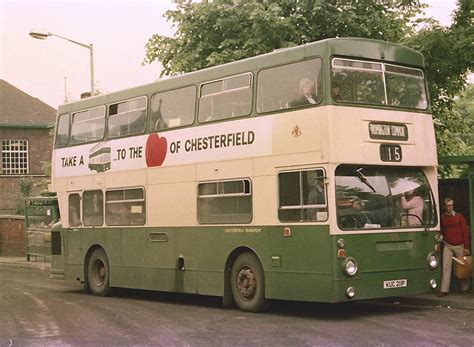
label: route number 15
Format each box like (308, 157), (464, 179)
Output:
(380, 144), (402, 162)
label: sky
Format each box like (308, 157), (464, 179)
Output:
(0, 0), (459, 109)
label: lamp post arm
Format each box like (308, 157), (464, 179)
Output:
(49, 33), (91, 50)
(49, 33), (95, 95)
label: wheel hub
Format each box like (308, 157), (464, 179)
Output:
(93, 260), (106, 287)
(237, 266), (256, 300)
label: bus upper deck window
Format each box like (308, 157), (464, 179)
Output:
(55, 113), (70, 147)
(198, 74), (252, 123)
(70, 107), (105, 145)
(331, 59), (384, 105)
(257, 58), (322, 113)
(150, 86), (196, 131)
(331, 58), (428, 110)
(385, 65), (427, 110)
(108, 96), (147, 138)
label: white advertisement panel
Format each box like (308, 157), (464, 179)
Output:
(54, 117), (273, 178)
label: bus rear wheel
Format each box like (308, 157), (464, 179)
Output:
(87, 248), (110, 296)
(231, 252), (268, 312)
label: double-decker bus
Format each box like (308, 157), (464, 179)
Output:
(50, 38), (440, 312)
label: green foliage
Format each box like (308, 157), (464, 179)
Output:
(450, 84), (474, 178)
(403, 0), (473, 177)
(42, 161), (52, 177)
(19, 177), (33, 197)
(15, 177), (33, 215)
(144, 0), (424, 76)
(458, 84), (474, 150)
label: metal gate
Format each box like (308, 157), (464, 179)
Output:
(24, 196), (59, 261)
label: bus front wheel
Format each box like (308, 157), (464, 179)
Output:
(230, 252), (268, 312)
(87, 248), (110, 296)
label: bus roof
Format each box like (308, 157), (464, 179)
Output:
(58, 37), (425, 113)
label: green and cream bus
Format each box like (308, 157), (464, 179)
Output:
(50, 38), (441, 312)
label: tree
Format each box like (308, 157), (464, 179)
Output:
(404, 0), (473, 162)
(435, 83), (474, 178)
(144, 0), (423, 76)
(455, 84), (474, 150)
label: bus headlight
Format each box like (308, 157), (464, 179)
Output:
(430, 279), (437, 289)
(427, 253), (438, 269)
(337, 238), (345, 248)
(343, 257), (358, 277)
(346, 286), (356, 298)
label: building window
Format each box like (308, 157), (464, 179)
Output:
(278, 169), (327, 222)
(2, 140), (28, 175)
(198, 179), (252, 224)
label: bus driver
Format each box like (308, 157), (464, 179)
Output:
(306, 176), (326, 220)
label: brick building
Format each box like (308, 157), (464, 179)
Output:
(0, 79), (56, 214)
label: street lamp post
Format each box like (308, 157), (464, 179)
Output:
(29, 30), (95, 96)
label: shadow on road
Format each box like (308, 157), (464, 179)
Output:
(68, 286), (426, 319)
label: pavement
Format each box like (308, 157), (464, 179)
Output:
(378, 291), (474, 310)
(0, 255), (51, 271)
(0, 256), (472, 310)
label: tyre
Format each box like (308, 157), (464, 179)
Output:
(86, 248), (110, 296)
(230, 252), (268, 312)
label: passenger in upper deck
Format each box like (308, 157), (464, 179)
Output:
(331, 86), (343, 101)
(290, 78), (320, 107)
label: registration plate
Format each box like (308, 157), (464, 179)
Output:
(383, 279), (407, 289)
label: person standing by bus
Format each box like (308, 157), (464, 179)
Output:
(438, 197), (471, 297)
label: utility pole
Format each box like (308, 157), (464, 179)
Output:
(64, 76), (68, 103)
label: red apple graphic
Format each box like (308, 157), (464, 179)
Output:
(146, 133), (167, 167)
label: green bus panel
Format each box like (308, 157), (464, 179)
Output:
(60, 225), (440, 303)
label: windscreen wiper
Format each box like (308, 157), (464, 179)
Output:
(355, 168), (376, 193)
